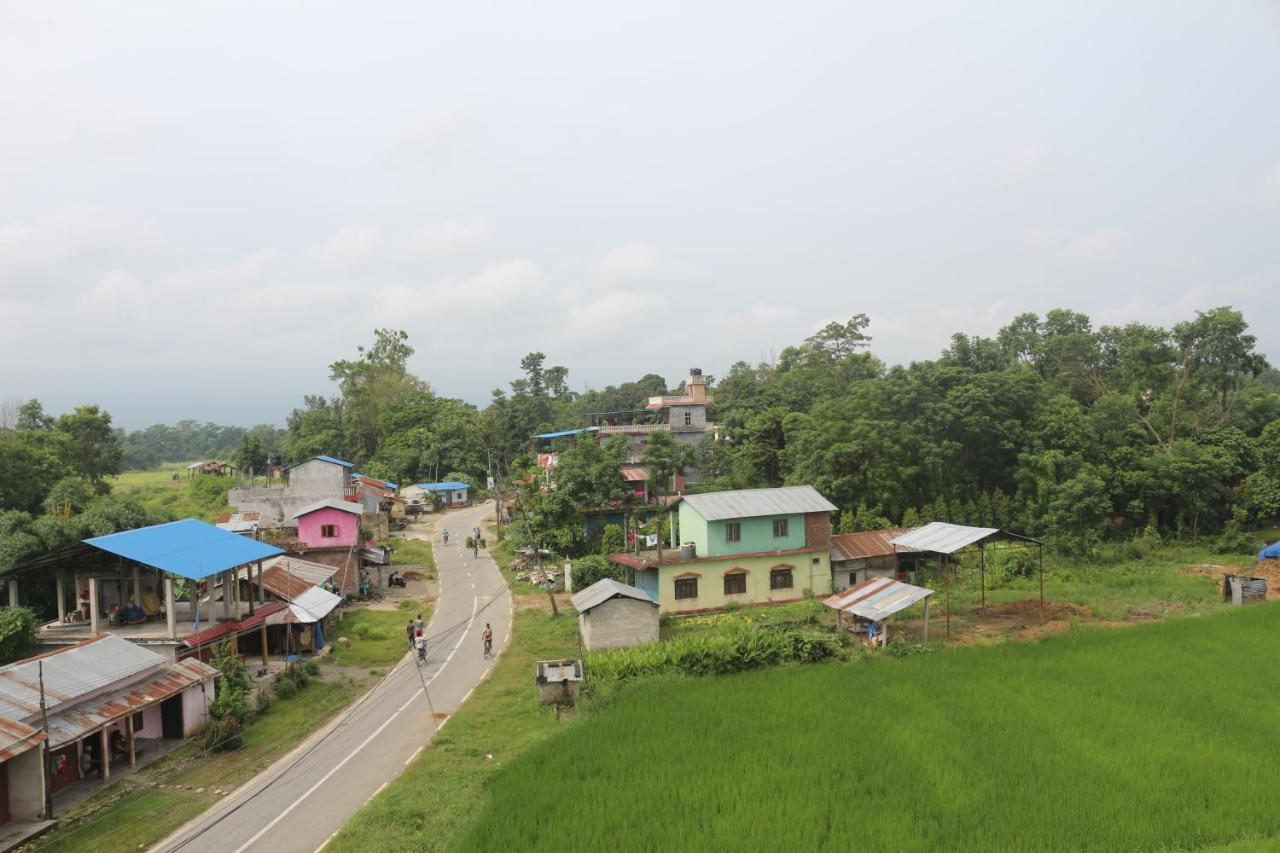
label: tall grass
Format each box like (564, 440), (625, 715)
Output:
(587, 626), (842, 683)
(457, 604), (1280, 852)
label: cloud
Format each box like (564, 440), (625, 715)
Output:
(1002, 144), (1050, 185)
(1262, 166), (1280, 209)
(1018, 226), (1131, 261)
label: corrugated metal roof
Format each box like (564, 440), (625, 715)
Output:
(282, 586), (341, 623)
(0, 716), (44, 762)
(823, 576), (934, 621)
(570, 578), (657, 613)
(679, 486), (837, 522)
(889, 522), (1043, 554)
(44, 657), (216, 748)
(413, 482), (470, 491)
(183, 602), (289, 648)
(621, 465), (649, 482)
(0, 635), (168, 722)
(292, 498), (364, 518)
(236, 556), (339, 598)
(830, 528), (921, 561)
(85, 519), (285, 581)
(532, 427), (599, 439)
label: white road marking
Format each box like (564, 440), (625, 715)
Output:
(404, 745), (423, 766)
(364, 781), (389, 804)
(232, 686), (426, 853)
(460, 685), (476, 704)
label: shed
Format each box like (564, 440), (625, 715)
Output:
(829, 528), (923, 590)
(570, 578), (659, 651)
(824, 576), (935, 644)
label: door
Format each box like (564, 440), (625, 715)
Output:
(0, 760), (10, 823)
(161, 695), (183, 739)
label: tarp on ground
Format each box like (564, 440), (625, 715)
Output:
(1261, 541), (1280, 561)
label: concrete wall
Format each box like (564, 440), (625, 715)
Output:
(6, 747), (45, 820)
(287, 459), (349, 493)
(657, 550), (831, 613)
(230, 459), (351, 524)
(297, 506), (361, 549)
(182, 681), (213, 737)
(678, 506), (806, 558)
(579, 597), (658, 650)
(832, 558), (896, 591)
(668, 404), (707, 433)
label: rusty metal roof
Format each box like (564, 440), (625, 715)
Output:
(677, 486), (837, 521)
(889, 522), (1043, 555)
(0, 635), (167, 722)
(823, 576), (934, 621)
(183, 602), (289, 648)
(830, 528), (921, 561)
(45, 657), (215, 748)
(238, 556), (339, 600)
(621, 465), (649, 482)
(0, 716), (44, 761)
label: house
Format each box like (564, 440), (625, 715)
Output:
(570, 578), (659, 651)
(0, 635), (215, 811)
(829, 528), (925, 591)
(607, 485), (838, 613)
(228, 456), (361, 525)
(0, 716), (46, 828)
(292, 498), (363, 550)
(403, 482), (470, 507)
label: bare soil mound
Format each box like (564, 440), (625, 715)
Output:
(1188, 561), (1280, 598)
(974, 599), (1092, 619)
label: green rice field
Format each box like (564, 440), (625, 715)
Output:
(455, 603), (1280, 852)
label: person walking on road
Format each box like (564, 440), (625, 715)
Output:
(482, 623), (493, 658)
(415, 629), (426, 664)
(442, 528), (449, 546)
(405, 619), (415, 650)
(414, 613), (424, 633)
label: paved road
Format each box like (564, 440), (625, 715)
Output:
(158, 501), (512, 853)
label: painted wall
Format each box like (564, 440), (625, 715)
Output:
(678, 505), (806, 558)
(182, 681), (213, 737)
(6, 747), (45, 820)
(579, 597), (659, 650)
(656, 550), (831, 613)
(297, 506), (361, 549)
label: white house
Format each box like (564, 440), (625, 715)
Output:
(402, 481), (470, 507)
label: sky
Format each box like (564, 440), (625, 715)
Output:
(1, 2), (1278, 429)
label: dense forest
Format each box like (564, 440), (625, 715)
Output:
(2, 306), (1278, 569)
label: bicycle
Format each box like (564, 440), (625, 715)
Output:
(482, 636), (493, 658)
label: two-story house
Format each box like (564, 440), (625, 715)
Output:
(607, 485), (837, 613)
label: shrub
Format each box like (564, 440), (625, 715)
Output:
(586, 626), (840, 684)
(253, 688), (273, 715)
(599, 524), (625, 556)
(273, 672), (298, 699)
(304, 659), (321, 677)
(207, 642), (252, 726)
(292, 666), (310, 688)
(1217, 523), (1258, 556)
(202, 716), (243, 752)
(0, 607), (37, 665)
(572, 555), (624, 589)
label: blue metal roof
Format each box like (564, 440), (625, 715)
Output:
(532, 427), (599, 439)
(414, 481), (471, 491)
(84, 519), (285, 581)
(285, 455), (354, 470)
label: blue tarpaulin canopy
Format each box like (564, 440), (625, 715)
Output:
(413, 481), (471, 492)
(85, 519), (284, 581)
(1261, 542), (1280, 561)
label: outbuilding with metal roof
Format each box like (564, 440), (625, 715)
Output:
(570, 578), (658, 651)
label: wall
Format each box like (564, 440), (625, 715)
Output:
(297, 507), (361, 549)
(287, 459), (348, 493)
(668, 404), (707, 433)
(677, 503), (709, 555)
(701, 513), (806, 557)
(656, 550), (831, 613)
(580, 597), (658, 650)
(229, 459), (351, 524)
(182, 681), (213, 737)
(6, 748), (45, 820)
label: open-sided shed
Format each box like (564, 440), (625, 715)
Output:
(823, 576), (936, 643)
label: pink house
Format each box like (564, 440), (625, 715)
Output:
(292, 498), (363, 549)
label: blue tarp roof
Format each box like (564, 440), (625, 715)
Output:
(532, 427), (598, 439)
(413, 482), (471, 491)
(1261, 542), (1280, 561)
(85, 519), (285, 581)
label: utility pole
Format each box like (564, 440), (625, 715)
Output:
(39, 660), (52, 819)
(511, 474), (558, 617)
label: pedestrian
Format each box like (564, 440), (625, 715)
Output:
(405, 619), (415, 650)
(442, 528), (449, 545)
(414, 613), (424, 633)
(415, 629), (426, 664)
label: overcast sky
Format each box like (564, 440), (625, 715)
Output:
(2, 2), (1278, 429)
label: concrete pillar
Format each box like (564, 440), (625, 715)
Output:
(192, 581), (200, 630)
(164, 577), (176, 640)
(260, 623), (269, 668)
(222, 571), (231, 620)
(257, 561), (264, 604)
(7, 578), (16, 607)
(100, 728), (110, 782)
(89, 578), (99, 635)
(56, 572), (66, 622)
(126, 714), (136, 769)
(131, 565), (141, 605)
(73, 573), (81, 619)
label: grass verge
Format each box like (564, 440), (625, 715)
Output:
(325, 606), (579, 853)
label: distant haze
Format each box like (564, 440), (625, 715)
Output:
(1, 2), (1278, 429)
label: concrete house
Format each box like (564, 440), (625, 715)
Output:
(608, 485), (838, 613)
(292, 498), (363, 550)
(403, 482), (470, 507)
(571, 578), (659, 651)
(228, 456), (358, 525)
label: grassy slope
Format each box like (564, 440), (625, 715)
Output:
(32, 608), (423, 853)
(456, 603), (1280, 852)
(389, 537), (436, 570)
(112, 471), (236, 523)
(326, 607), (579, 853)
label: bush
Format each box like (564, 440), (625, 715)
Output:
(304, 659), (321, 677)
(1217, 523), (1258, 556)
(292, 666), (310, 688)
(0, 607), (37, 665)
(572, 555), (624, 589)
(202, 716), (243, 752)
(208, 641), (252, 725)
(273, 672), (298, 699)
(586, 626), (840, 684)
(599, 524), (625, 556)
(253, 688), (273, 715)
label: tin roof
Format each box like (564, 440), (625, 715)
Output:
(678, 486), (837, 522)
(823, 576), (934, 621)
(0, 716), (44, 762)
(532, 427), (598, 439)
(44, 657), (216, 748)
(85, 519), (285, 581)
(412, 482), (470, 491)
(286, 455), (355, 470)
(621, 465), (649, 482)
(183, 602), (289, 648)
(830, 528), (921, 561)
(889, 522), (1043, 555)
(0, 635), (169, 723)
(245, 556), (340, 600)
(292, 498), (364, 518)
(570, 578), (657, 614)
(281, 586), (341, 623)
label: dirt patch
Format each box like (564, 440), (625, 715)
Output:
(974, 599), (1093, 619)
(400, 570), (425, 581)
(1187, 560), (1280, 598)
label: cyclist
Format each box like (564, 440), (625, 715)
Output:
(442, 528), (449, 546)
(415, 629), (427, 664)
(482, 623), (493, 658)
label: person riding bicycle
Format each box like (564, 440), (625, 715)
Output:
(482, 623), (493, 657)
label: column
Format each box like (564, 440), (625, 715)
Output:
(222, 571), (231, 620)
(100, 728), (110, 782)
(260, 624), (269, 668)
(89, 578), (99, 635)
(73, 573), (81, 619)
(126, 714), (136, 769)
(164, 577), (176, 640)
(7, 578), (16, 607)
(56, 572), (66, 622)
(131, 565), (141, 605)
(257, 560), (264, 604)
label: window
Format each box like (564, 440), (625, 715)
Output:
(684, 411), (692, 426)
(772, 518), (789, 538)
(320, 524), (338, 538)
(725, 522), (741, 543)
(724, 572), (747, 595)
(770, 567), (794, 590)
(675, 577), (698, 600)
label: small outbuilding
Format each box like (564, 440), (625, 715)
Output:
(570, 578), (659, 651)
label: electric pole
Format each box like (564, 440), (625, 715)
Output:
(39, 660), (52, 819)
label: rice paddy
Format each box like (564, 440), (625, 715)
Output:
(455, 603), (1280, 852)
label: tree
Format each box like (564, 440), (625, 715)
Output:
(54, 405), (122, 485)
(0, 608), (37, 665)
(642, 431), (694, 561)
(15, 399), (52, 431)
(233, 434), (268, 474)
